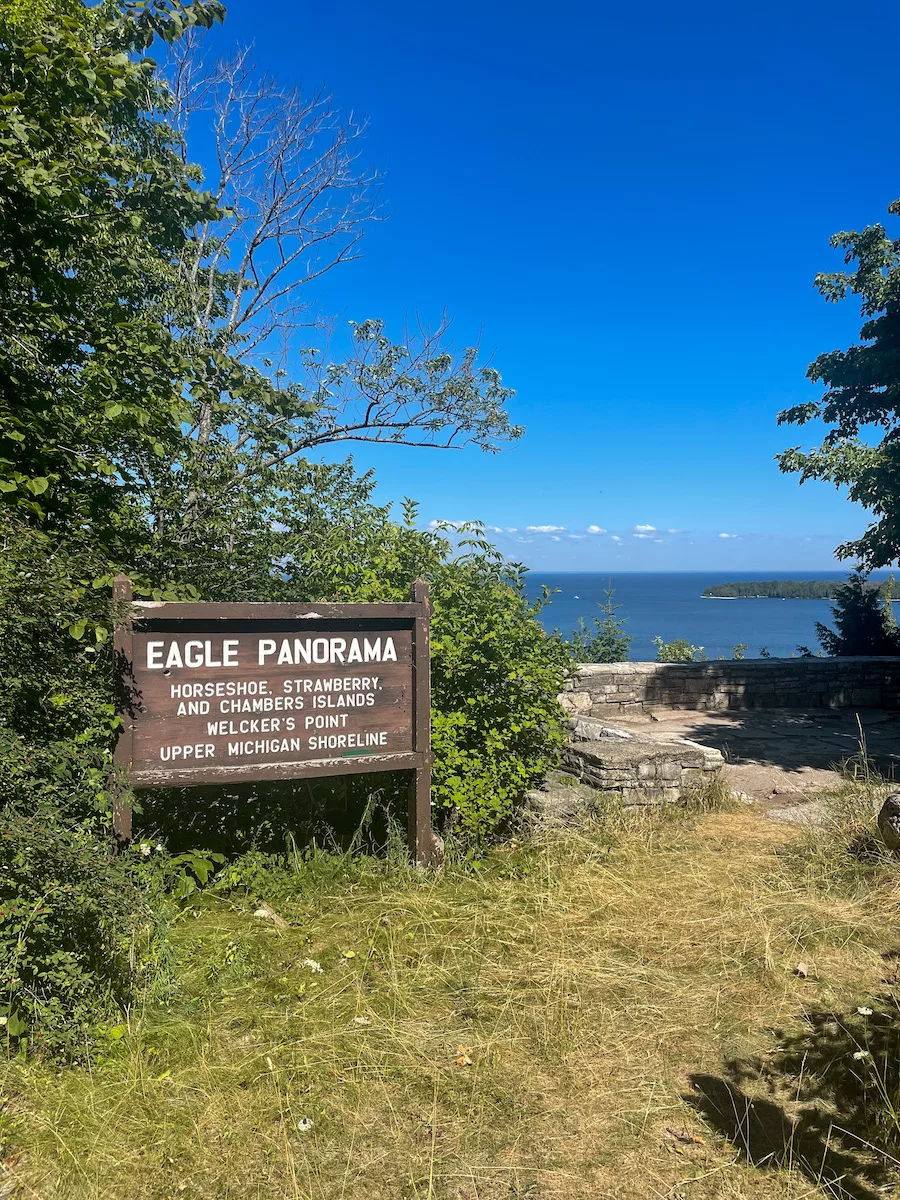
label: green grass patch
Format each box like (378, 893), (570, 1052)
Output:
(1, 807), (899, 1198)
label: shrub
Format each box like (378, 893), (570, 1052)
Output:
(0, 518), (126, 844)
(653, 636), (707, 662)
(0, 811), (163, 1056)
(430, 552), (571, 840)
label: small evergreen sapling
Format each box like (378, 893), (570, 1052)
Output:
(568, 584), (631, 663)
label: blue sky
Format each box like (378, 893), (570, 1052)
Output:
(196, 0), (899, 570)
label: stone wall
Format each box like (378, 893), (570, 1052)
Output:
(560, 658), (900, 716)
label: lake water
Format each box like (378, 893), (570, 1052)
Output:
(525, 570), (894, 661)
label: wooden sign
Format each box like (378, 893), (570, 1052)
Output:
(112, 577), (440, 865)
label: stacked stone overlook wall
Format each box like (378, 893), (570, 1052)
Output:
(560, 658), (900, 716)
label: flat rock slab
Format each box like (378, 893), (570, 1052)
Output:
(563, 733), (724, 800)
(766, 800), (828, 826)
(594, 707), (900, 802)
(568, 716), (633, 742)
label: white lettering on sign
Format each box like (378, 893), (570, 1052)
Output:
(283, 676), (379, 694)
(304, 714), (349, 729)
(227, 738), (304, 756)
(307, 731), (388, 750)
(159, 743), (216, 761)
(146, 637), (397, 670)
(147, 640), (239, 670)
(258, 637), (396, 666)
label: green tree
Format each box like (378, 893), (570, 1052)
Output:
(778, 200), (900, 568)
(815, 569), (900, 656)
(139, 38), (521, 562)
(0, 0), (224, 543)
(568, 583), (631, 663)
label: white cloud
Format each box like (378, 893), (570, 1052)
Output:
(485, 525), (503, 534)
(550, 535), (561, 542)
(525, 524), (566, 533)
(506, 527), (518, 533)
(611, 535), (622, 542)
(718, 532), (737, 539)
(587, 525), (606, 534)
(633, 533), (655, 539)
(568, 534), (587, 540)
(634, 524), (656, 532)
(428, 519), (467, 530)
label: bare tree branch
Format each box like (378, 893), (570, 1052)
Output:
(163, 35), (379, 369)
(150, 36), (519, 544)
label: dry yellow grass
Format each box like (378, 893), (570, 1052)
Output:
(1, 805), (899, 1199)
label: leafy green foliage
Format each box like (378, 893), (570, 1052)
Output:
(653, 637), (708, 663)
(815, 570), (900, 656)
(0, 0), (223, 544)
(167, 849), (226, 899)
(428, 545), (570, 839)
(0, 515), (122, 823)
(0, 0), (567, 1057)
(566, 583), (631, 663)
(0, 811), (162, 1057)
(778, 199), (900, 568)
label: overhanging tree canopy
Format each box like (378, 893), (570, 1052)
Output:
(778, 200), (900, 568)
(0, 0), (224, 540)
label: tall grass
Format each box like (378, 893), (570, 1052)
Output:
(2, 797), (898, 1198)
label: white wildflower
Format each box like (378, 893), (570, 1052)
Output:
(301, 958), (323, 974)
(857, 1007), (873, 1016)
(296, 1117), (313, 1133)
(139, 842), (151, 857)
(853, 1050), (871, 1060)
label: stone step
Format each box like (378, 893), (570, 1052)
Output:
(563, 734), (724, 800)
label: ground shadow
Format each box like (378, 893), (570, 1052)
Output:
(684, 956), (900, 1197)
(136, 771), (408, 855)
(661, 708), (900, 777)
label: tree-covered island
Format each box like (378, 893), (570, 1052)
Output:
(704, 579), (896, 599)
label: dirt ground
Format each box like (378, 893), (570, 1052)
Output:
(610, 707), (900, 815)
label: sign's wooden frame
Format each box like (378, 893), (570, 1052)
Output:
(111, 576), (440, 866)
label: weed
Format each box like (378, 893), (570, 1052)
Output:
(680, 771), (736, 813)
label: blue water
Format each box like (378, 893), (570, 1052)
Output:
(525, 571), (895, 661)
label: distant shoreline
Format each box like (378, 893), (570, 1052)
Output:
(703, 579), (897, 601)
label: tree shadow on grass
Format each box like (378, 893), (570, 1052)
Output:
(684, 957), (900, 1198)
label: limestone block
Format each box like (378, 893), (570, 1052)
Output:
(568, 717), (633, 742)
(656, 761), (682, 781)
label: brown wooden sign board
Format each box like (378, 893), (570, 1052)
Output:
(112, 576), (440, 865)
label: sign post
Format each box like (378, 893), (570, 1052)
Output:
(111, 577), (441, 866)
